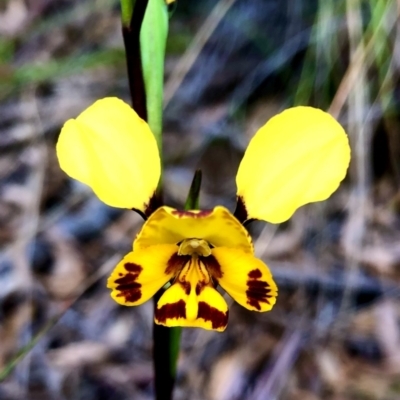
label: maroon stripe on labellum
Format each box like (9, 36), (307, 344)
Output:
(115, 263), (143, 303)
(246, 268), (272, 310)
(181, 281), (191, 295)
(171, 210), (213, 218)
(201, 254), (223, 279)
(155, 300), (186, 323)
(195, 281), (206, 295)
(165, 252), (190, 275)
(197, 301), (228, 330)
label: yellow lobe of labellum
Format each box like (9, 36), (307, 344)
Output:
(154, 239), (229, 332)
(56, 97), (161, 212)
(155, 283), (229, 332)
(236, 106), (351, 224)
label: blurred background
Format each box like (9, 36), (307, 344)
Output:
(1, 0), (400, 399)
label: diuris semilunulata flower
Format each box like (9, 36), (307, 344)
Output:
(56, 98), (350, 331)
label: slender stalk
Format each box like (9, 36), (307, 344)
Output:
(121, 1), (178, 398)
(153, 300), (177, 400)
(121, 0), (148, 120)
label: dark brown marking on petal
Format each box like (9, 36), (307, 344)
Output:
(114, 264), (142, 303)
(180, 281), (191, 295)
(246, 275), (272, 310)
(155, 300), (186, 323)
(115, 273), (141, 303)
(171, 209), (213, 218)
(165, 253), (190, 275)
(234, 196), (256, 226)
(248, 268), (262, 279)
(115, 273), (137, 285)
(144, 192), (162, 218)
(197, 301), (228, 330)
(201, 254), (223, 279)
(116, 282), (141, 294)
(233, 196), (248, 224)
(124, 262), (142, 273)
(211, 277), (219, 287)
(195, 281), (207, 295)
(132, 193), (162, 220)
(116, 283), (142, 303)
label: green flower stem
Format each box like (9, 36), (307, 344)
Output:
(120, 0), (136, 28)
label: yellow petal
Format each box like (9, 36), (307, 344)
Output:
(155, 257), (229, 331)
(56, 97), (161, 211)
(107, 244), (179, 306)
(134, 206), (252, 253)
(236, 107), (351, 223)
(211, 248), (277, 312)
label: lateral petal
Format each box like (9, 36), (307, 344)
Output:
(107, 244), (180, 306)
(211, 248), (278, 312)
(236, 107), (350, 223)
(57, 97), (161, 212)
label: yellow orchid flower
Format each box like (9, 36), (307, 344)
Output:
(56, 97), (350, 332)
